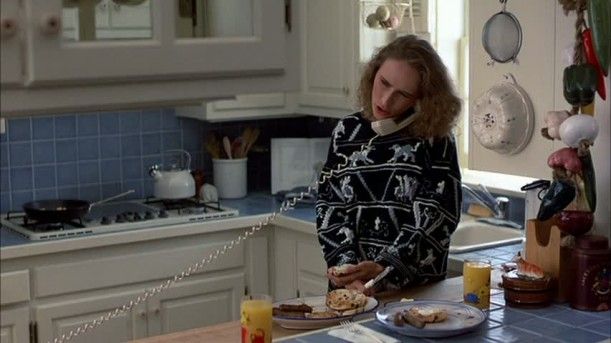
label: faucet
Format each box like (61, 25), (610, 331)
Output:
(461, 184), (510, 220)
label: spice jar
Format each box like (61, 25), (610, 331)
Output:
(569, 234), (611, 311)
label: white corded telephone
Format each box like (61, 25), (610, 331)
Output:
(371, 110), (421, 136)
(55, 108), (422, 343)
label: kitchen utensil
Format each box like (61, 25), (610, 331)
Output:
(482, 0), (522, 64)
(222, 136), (232, 159)
(149, 149), (196, 199)
(364, 266), (394, 289)
(204, 133), (221, 159)
(22, 190), (134, 223)
(243, 128), (260, 156)
(471, 74), (534, 155)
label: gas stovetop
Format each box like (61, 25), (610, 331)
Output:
(1, 198), (239, 241)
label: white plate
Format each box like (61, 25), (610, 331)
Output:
(375, 300), (487, 338)
(273, 295), (379, 330)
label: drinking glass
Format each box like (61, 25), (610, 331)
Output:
(463, 259), (491, 310)
(240, 294), (272, 343)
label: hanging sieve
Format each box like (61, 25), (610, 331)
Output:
(482, 0), (522, 65)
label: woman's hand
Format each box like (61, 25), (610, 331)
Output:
(326, 261), (385, 288)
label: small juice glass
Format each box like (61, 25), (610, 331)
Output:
(240, 294), (272, 343)
(463, 259), (491, 310)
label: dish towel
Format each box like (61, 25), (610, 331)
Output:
(327, 323), (399, 343)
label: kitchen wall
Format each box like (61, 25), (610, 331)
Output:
(0, 110), (336, 212)
(468, 0), (610, 239)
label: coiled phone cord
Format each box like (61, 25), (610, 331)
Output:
(51, 134), (378, 343)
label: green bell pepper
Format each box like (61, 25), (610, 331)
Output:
(563, 64), (598, 106)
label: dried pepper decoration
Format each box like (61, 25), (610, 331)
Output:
(587, 0), (610, 76)
(563, 64), (598, 106)
(582, 28), (606, 100)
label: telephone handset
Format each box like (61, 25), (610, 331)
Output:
(371, 111), (421, 136)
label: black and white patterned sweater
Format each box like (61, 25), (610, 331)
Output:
(315, 112), (462, 290)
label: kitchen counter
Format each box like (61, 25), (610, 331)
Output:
(131, 276), (610, 343)
(0, 192), (316, 259)
(0, 192), (523, 270)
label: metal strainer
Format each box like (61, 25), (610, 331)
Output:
(482, 0), (522, 64)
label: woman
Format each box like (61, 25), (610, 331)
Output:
(315, 35), (462, 295)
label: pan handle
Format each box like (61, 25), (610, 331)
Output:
(91, 190), (135, 206)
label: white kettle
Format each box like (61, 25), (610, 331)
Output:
(149, 150), (196, 199)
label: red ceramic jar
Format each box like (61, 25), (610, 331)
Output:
(569, 235), (611, 311)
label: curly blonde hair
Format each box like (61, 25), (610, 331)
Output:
(357, 35), (462, 139)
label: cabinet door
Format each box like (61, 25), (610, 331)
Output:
(273, 228), (327, 301)
(0, 307), (29, 343)
(296, 240), (328, 297)
(35, 291), (147, 343)
(146, 273), (245, 336)
(0, 0), (22, 86)
(24, 0), (285, 85)
(298, 0), (358, 117)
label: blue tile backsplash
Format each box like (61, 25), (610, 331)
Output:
(0, 110), (337, 213)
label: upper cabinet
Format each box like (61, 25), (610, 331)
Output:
(25, 0), (284, 85)
(0, 0), (22, 86)
(296, 0), (359, 118)
(1, 0), (292, 116)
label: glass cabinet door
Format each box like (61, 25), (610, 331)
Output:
(25, 0), (285, 85)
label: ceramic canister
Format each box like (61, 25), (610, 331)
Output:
(570, 235), (611, 311)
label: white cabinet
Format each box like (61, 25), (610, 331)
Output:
(1, 0), (291, 116)
(0, 307), (30, 343)
(147, 274), (244, 336)
(35, 291), (148, 343)
(273, 227), (327, 301)
(296, 0), (360, 118)
(0, 0), (22, 87)
(176, 93), (297, 122)
(24, 0), (284, 85)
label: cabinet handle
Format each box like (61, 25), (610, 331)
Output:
(39, 14), (61, 36)
(0, 18), (18, 39)
(342, 87), (350, 95)
(153, 308), (160, 315)
(138, 310), (147, 318)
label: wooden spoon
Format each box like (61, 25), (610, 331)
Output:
(222, 136), (232, 159)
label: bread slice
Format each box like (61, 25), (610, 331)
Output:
(407, 306), (447, 324)
(330, 264), (354, 276)
(325, 289), (368, 311)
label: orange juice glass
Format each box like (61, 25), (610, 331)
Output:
(240, 294), (272, 343)
(463, 259), (491, 310)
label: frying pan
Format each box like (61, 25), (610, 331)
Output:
(22, 190), (134, 223)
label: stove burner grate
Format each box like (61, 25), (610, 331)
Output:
(6, 212), (85, 231)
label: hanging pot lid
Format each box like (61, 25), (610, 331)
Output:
(470, 73), (535, 155)
(482, 0), (523, 64)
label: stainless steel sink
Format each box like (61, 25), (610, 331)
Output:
(449, 216), (524, 253)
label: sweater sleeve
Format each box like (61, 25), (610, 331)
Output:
(315, 122), (360, 269)
(374, 135), (462, 288)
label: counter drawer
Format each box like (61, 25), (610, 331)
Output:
(0, 270), (30, 305)
(33, 241), (244, 297)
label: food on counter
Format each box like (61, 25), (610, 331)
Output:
(514, 256), (546, 279)
(272, 303), (313, 318)
(306, 310), (338, 319)
(326, 289), (368, 311)
(392, 306), (448, 328)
